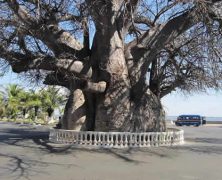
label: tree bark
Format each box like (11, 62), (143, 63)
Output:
(62, 89), (86, 130)
(91, 25), (131, 131)
(90, 30), (165, 132)
(60, 0), (166, 132)
(130, 90), (166, 132)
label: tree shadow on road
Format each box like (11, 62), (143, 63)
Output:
(192, 137), (222, 145)
(171, 145), (222, 155)
(0, 151), (79, 180)
(0, 126), (75, 154)
(170, 137), (222, 155)
(0, 126), (79, 180)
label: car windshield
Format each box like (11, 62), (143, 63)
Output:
(178, 115), (201, 120)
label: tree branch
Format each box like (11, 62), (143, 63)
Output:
(126, 8), (198, 93)
(134, 15), (154, 27)
(43, 73), (69, 88)
(0, 45), (92, 78)
(58, 13), (82, 22)
(82, 81), (107, 93)
(6, 0), (37, 24)
(5, 1), (87, 59)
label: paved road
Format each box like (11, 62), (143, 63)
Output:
(0, 122), (222, 180)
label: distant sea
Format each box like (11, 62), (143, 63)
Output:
(166, 116), (222, 121)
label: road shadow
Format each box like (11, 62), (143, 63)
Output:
(0, 125), (75, 153)
(192, 138), (222, 145)
(171, 144), (222, 155)
(0, 151), (79, 180)
(0, 124), (81, 180)
(168, 136), (222, 155)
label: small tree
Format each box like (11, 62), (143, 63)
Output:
(0, 94), (6, 118)
(27, 90), (42, 121)
(4, 84), (23, 119)
(19, 90), (31, 118)
(40, 86), (65, 121)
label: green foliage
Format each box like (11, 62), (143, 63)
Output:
(40, 86), (65, 117)
(4, 84), (23, 119)
(0, 94), (5, 117)
(27, 90), (42, 107)
(0, 84), (65, 124)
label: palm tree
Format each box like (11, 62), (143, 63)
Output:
(4, 84), (23, 120)
(0, 94), (6, 118)
(19, 90), (31, 118)
(27, 90), (42, 122)
(40, 87), (65, 122)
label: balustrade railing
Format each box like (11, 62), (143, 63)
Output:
(49, 128), (184, 148)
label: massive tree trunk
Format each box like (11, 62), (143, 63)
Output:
(61, 46), (166, 132)
(62, 88), (86, 130)
(60, 0), (166, 132)
(93, 30), (132, 131)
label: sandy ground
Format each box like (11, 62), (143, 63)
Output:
(0, 122), (222, 180)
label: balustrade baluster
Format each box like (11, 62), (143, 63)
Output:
(147, 133), (150, 146)
(122, 134), (125, 147)
(124, 134), (128, 147)
(76, 132), (79, 145)
(134, 133), (138, 147)
(64, 132), (66, 143)
(118, 133), (123, 147)
(156, 133), (160, 146)
(60, 132), (63, 143)
(152, 133), (155, 146)
(167, 132), (170, 144)
(162, 133), (166, 145)
(92, 133), (96, 146)
(107, 133), (110, 147)
(83, 133), (86, 145)
(80, 132), (83, 145)
(110, 134), (113, 147)
(138, 133), (141, 147)
(71, 132), (74, 144)
(114, 134), (118, 148)
(56, 131), (58, 142)
(132, 133), (136, 147)
(101, 133), (105, 147)
(58, 131), (61, 143)
(98, 133), (101, 146)
(89, 132), (92, 145)
(142, 133), (145, 147)
(129, 133), (133, 147)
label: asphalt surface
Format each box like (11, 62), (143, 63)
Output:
(0, 122), (222, 180)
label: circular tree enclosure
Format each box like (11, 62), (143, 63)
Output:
(49, 128), (184, 148)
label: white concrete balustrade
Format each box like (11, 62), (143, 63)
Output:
(49, 128), (184, 148)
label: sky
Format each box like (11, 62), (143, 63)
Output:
(0, 69), (45, 90)
(162, 91), (222, 117)
(1, 70), (222, 118)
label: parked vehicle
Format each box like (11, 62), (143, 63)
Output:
(175, 115), (206, 127)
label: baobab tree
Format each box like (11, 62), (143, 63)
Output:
(0, 0), (222, 132)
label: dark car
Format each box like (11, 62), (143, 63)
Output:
(175, 115), (206, 127)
